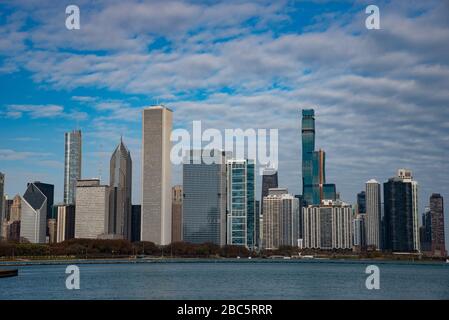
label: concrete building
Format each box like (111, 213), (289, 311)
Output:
(366, 179), (381, 250)
(20, 183), (48, 243)
(75, 179), (110, 239)
(183, 150), (228, 246)
(64, 130), (82, 205)
(109, 138), (132, 240)
(172, 185), (183, 243)
(429, 193), (446, 257)
(56, 204), (75, 243)
(227, 159), (256, 249)
(141, 106), (172, 245)
(262, 189), (300, 250)
(303, 200), (353, 250)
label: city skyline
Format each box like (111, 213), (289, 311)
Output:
(1, 0), (449, 248)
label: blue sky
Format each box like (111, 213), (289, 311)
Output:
(1, 0), (449, 246)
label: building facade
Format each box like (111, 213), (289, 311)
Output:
(171, 185), (183, 243)
(383, 169), (419, 252)
(429, 193), (446, 257)
(260, 167), (278, 247)
(20, 183), (48, 243)
(75, 179), (110, 239)
(0, 172), (4, 239)
(357, 191), (366, 214)
(64, 130), (82, 205)
(56, 204), (76, 243)
(419, 208), (432, 253)
(131, 205), (141, 242)
(302, 200), (353, 250)
(183, 150), (227, 246)
(366, 179), (381, 250)
(109, 138), (132, 240)
(227, 159), (256, 249)
(141, 106), (172, 245)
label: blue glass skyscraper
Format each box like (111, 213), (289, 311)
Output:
(301, 109), (336, 205)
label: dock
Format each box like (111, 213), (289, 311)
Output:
(0, 269), (18, 278)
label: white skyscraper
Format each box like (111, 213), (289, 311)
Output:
(20, 183), (47, 243)
(141, 106), (173, 245)
(366, 179), (381, 250)
(64, 130), (82, 205)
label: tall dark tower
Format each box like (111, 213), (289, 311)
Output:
(109, 137), (132, 240)
(429, 193), (446, 257)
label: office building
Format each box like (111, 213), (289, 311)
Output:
(109, 138), (132, 240)
(75, 179), (110, 239)
(172, 185), (183, 243)
(366, 179), (381, 250)
(353, 214), (366, 250)
(357, 191), (366, 214)
(260, 167), (278, 247)
(383, 169), (419, 252)
(56, 204), (75, 243)
(20, 183), (48, 243)
(227, 159), (256, 249)
(420, 208), (432, 253)
(183, 150), (227, 245)
(429, 193), (446, 257)
(131, 205), (141, 242)
(301, 109), (336, 205)
(64, 130), (82, 205)
(141, 106), (172, 245)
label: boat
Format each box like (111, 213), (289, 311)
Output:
(0, 269), (18, 278)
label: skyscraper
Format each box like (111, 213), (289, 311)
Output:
(75, 179), (110, 239)
(55, 204), (75, 243)
(183, 150), (227, 246)
(260, 167), (278, 248)
(419, 207), (432, 253)
(64, 130), (82, 205)
(357, 191), (366, 214)
(172, 185), (183, 243)
(227, 159), (256, 249)
(30, 181), (54, 221)
(20, 183), (48, 243)
(131, 205), (141, 242)
(109, 138), (132, 240)
(301, 109), (336, 205)
(366, 179), (381, 250)
(141, 106), (173, 245)
(383, 169), (419, 252)
(429, 193), (446, 257)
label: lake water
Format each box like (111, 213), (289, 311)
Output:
(1, 259), (448, 299)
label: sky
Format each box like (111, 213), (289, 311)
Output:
(0, 0), (449, 247)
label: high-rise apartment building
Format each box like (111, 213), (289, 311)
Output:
(302, 200), (353, 250)
(109, 138), (132, 240)
(75, 179), (110, 239)
(383, 169), (419, 252)
(227, 159), (256, 249)
(429, 193), (446, 257)
(301, 109), (336, 205)
(172, 185), (183, 243)
(183, 150), (227, 245)
(64, 130), (82, 205)
(366, 179), (381, 250)
(141, 106), (172, 245)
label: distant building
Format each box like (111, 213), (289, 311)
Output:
(7, 220), (20, 242)
(131, 205), (141, 242)
(303, 200), (353, 250)
(56, 204), (75, 243)
(183, 150), (228, 246)
(383, 169), (419, 252)
(357, 191), (366, 214)
(366, 179), (381, 250)
(75, 179), (110, 239)
(9, 195), (21, 222)
(260, 168), (278, 247)
(227, 159), (256, 249)
(429, 193), (446, 257)
(353, 214), (366, 250)
(64, 130), (82, 205)
(171, 185), (182, 243)
(419, 208), (432, 253)
(109, 138), (132, 240)
(3, 196), (13, 222)
(262, 189), (300, 250)
(20, 183), (48, 243)
(0, 172), (4, 239)
(48, 219), (57, 243)
(141, 106), (172, 245)
(301, 109), (336, 205)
